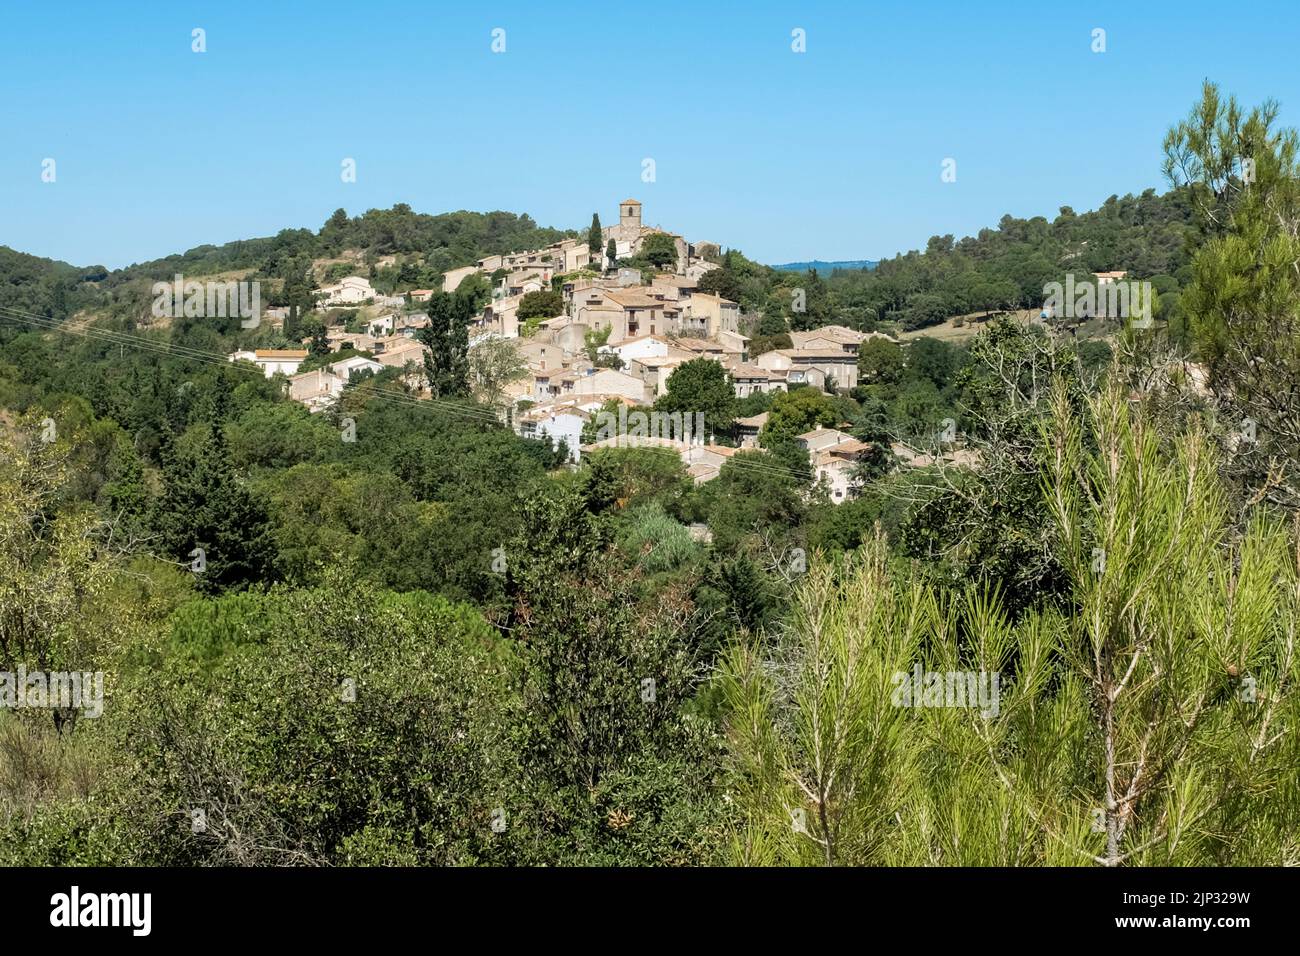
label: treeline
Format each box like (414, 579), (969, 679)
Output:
(0, 206), (576, 325)
(0, 246), (107, 320)
(700, 186), (1198, 336)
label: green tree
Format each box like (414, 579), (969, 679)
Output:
(719, 539), (921, 865)
(117, 574), (515, 865)
(0, 427), (131, 675)
(656, 358), (736, 440)
(516, 289), (564, 321)
(502, 482), (726, 864)
(697, 268), (745, 303)
(416, 291), (473, 399)
(641, 233), (679, 272)
(468, 335), (528, 406)
(760, 388), (837, 449)
(722, 385), (1300, 865)
(153, 423), (279, 594)
(858, 337), (905, 387)
(1163, 81), (1300, 508)
(587, 213), (602, 255)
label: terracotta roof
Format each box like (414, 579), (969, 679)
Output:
(825, 439), (873, 457)
(254, 349), (308, 359)
(671, 336), (729, 352)
(518, 403), (592, 423)
(602, 289), (666, 309)
(814, 451), (859, 469)
(702, 444), (740, 458)
(771, 348), (856, 360)
(685, 292), (738, 306)
(728, 363), (780, 379)
(652, 273), (697, 289)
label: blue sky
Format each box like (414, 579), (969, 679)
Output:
(2, 0), (1297, 269)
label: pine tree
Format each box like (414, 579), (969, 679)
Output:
(587, 213), (602, 255)
(1163, 82), (1300, 510)
(153, 423), (279, 594)
(720, 382), (1300, 865)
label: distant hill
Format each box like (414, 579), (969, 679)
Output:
(0, 246), (108, 320)
(0, 207), (577, 325)
(771, 259), (877, 273)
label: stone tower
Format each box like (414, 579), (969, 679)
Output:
(619, 198), (642, 232)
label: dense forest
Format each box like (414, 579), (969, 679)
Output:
(696, 185), (1198, 340)
(1, 82), (1298, 866)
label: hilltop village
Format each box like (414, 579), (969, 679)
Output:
(228, 199), (904, 498)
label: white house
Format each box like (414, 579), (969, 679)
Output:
(315, 275), (377, 308)
(604, 334), (672, 366)
(516, 400), (589, 463)
(228, 349), (309, 378)
(329, 356), (385, 379)
(287, 356), (385, 412)
(797, 428), (872, 503)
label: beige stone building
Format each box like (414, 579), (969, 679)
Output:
(790, 324), (896, 356)
(603, 199), (689, 275)
(680, 291), (741, 340)
(756, 347), (859, 391)
(558, 366), (653, 404)
(727, 363), (787, 399)
(568, 286), (684, 342)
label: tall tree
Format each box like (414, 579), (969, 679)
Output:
(587, 213), (602, 255)
(1163, 81), (1300, 509)
(417, 291), (473, 399)
(153, 423), (279, 594)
